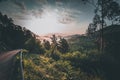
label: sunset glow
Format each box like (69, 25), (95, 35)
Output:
(26, 11), (67, 35)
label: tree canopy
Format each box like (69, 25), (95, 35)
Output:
(0, 12), (44, 53)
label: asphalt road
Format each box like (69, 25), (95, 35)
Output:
(0, 50), (21, 80)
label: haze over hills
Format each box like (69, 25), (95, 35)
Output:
(36, 33), (84, 42)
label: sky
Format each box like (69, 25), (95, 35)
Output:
(0, 0), (95, 35)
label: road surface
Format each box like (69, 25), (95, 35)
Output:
(0, 50), (21, 80)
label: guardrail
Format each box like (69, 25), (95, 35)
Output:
(0, 50), (25, 80)
(10, 50), (25, 80)
(20, 50), (24, 80)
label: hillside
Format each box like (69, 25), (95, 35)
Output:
(0, 12), (44, 54)
(1, 12), (120, 80)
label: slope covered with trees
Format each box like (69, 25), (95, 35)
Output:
(84, 0), (120, 79)
(0, 12), (44, 53)
(0, 0), (120, 79)
(23, 35), (103, 80)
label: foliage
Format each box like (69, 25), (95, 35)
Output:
(99, 25), (120, 80)
(97, 0), (120, 24)
(22, 35), (104, 80)
(43, 39), (51, 50)
(47, 35), (70, 54)
(50, 35), (58, 54)
(0, 12), (44, 53)
(68, 35), (97, 53)
(57, 37), (69, 53)
(23, 53), (103, 80)
(86, 0), (120, 37)
(25, 38), (45, 54)
(1, 10), (120, 80)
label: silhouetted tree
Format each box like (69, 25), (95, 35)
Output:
(43, 39), (51, 50)
(0, 12), (43, 53)
(85, 0), (120, 52)
(86, 23), (96, 37)
(24, 37), (44, 54)
(82, 0), (120, 25)
(51, 35), (58, 54)
(57, 37), (69, 53)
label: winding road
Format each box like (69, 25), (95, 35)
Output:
(0, 50), (21, 80)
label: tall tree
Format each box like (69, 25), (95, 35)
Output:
(84, 0), (120, 52)
(50, 35), (58, 53)
(43, 39), (51, 50)
(57, 37), (69, 53)
(86, 23), (96, 37)
(0, 12), (41, 52)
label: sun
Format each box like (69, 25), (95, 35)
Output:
(27, 11), (65, 35)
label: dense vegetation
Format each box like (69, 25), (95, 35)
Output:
(0, 5), (120, 80)
(0, 12), (44, 53)
(22, 28), (120, 80)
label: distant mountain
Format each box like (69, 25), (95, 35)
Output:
(37, 33), (84, 42)
(64, 34), (86, 39)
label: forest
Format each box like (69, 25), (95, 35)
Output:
(0, 0), (120, 80)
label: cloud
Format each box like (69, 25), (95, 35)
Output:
(13, 0), (26, 10)
(0, 0), (21, 14)
(58, 11), (74, 24)
(0, 0), (8, 2)
(59, 18), (73, 24)
(35, 0), (48, 5)
(11, 13), (30, 20)
(10, 8), (44, 21)
(54, 6), (82, 24)
(31, 9), (43, 18)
